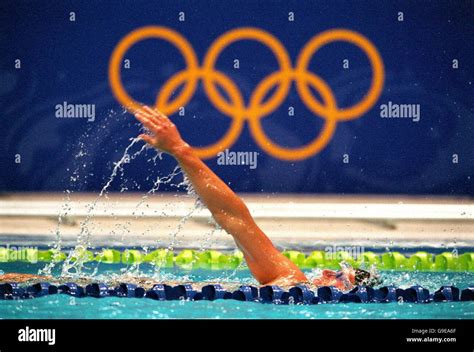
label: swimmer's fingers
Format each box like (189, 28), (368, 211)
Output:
(134, 106), (182, 153)
(135, 106), (155, 120)
(134, 112), (159, 133)
(137, 106), (165, 126)
(135, 106), (168, 129)
(143, 105), (166, 120)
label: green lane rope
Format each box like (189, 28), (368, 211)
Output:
(0, 247), (473, 272)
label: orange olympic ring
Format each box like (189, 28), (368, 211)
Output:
(109, 26), (384, 160)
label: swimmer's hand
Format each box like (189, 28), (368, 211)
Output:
(134, 106), (189, 155)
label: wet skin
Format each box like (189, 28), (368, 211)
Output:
(134, 106), (356, 289)
(0, 106), (356, 290)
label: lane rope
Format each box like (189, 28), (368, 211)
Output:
(1, 282), (473, 304)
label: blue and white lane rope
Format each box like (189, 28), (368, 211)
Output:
(1, 282), (473, 304)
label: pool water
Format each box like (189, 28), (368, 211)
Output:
(0, 262), (473, 319)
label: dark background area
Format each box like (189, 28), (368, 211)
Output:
(0, 0), (472, 195)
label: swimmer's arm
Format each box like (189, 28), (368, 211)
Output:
(134, 107), (250, 224)
(173, 146), (306, 285)
(134, 106), (307, 285)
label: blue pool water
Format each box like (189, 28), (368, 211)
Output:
(0, 262), (473, 319)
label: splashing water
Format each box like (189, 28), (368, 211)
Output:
(95, 165), (188, 278)
(42, 108), (207, 281)
(39, 190), (71, 276)
(60, 136), (143, 277)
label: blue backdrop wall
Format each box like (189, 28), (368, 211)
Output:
(1, 0), (472, 195)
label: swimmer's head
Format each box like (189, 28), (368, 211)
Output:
(354, 268), (371, 285)
(354, 268), (382, 287)
(311, 263), (382, 291)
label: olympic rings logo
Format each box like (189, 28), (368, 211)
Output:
(109, 26), (384, 160)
